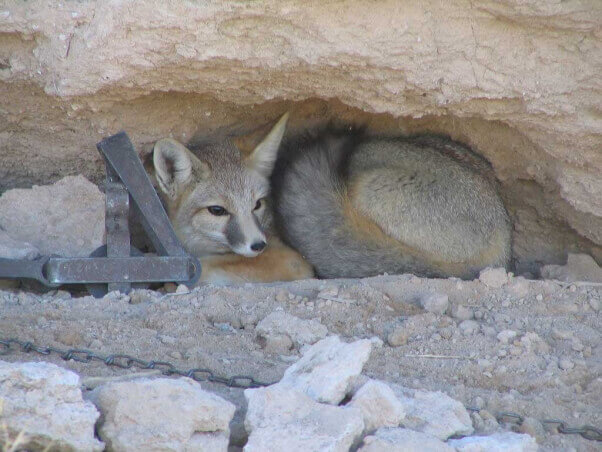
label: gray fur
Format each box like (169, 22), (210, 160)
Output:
(272, 130), (511, 279)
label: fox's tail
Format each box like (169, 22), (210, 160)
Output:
(271, 129), (444, 279)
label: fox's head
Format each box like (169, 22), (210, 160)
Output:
(152, 113), (288, 258)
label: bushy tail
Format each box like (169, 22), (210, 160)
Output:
(271, 130), (443, 279)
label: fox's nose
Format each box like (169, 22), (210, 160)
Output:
(250, 241), (266, 252)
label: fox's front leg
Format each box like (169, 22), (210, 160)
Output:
(198, 239), (314, 285)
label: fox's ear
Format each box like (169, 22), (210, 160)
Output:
(246, 112), (289, 177)
(153, 138), (208, 199)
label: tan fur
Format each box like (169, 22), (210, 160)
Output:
(341, 192), (474, 278)
(199, 238), (314, 285)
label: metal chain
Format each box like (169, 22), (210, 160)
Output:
(0, 337), (271, 389)
(1, 337), (600, 442)
(464, 408), (602, 442)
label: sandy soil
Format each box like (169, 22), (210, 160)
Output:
(0, 273), (600, 451)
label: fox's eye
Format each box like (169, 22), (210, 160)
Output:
(207, 206), (227, 216)
(254, 199), (263, 211)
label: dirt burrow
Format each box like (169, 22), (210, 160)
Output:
(0, 273), (600, 450)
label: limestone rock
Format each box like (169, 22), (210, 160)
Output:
(279, 335), (375, 404)
(244, 385), (364, 452)
(448, 432), (538, 452)
(0, 229), (39, 260)
(479, 268), (508, 288)
(393, 385), (473, 440)
(419, 292), (449, 315)
(359, 427), (455, 452)
(255, 311), (328, 349)
(0, 360), (103, 452)
(90, 377), (235, 452)
(540, 253), (602, 283)
(0, 176), (105, 257)
(349, 380), (406, 433)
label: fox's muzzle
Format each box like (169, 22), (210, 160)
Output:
(225, 215), (267, 257)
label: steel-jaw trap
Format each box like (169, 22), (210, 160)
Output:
(0, 132), (201, 297)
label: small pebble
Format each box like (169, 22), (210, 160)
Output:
(387, 325), (408, 346)
(588, 298), (600, 311)
(451, 304), (473, 320)
(458, 319), (479, 335)
(167, 350), (182, 360)
(163, 282), (177, 293)
(440, 326), (454, 340)
(518, 417), (545, 441)
(89, 339), (103, 350)
(497, 329), (517, 344)
(158, 334), (177, 345)
(473, 396), (485, 410)
(551, 328), (573, 340)
(175, 284), (189, 294)
(419, 292), (449, 314)
(571, 339), (584, 352)
(536, 294), (543, 301)
(275, 290), (288, 302)
(479, 267), (508, 288)
(558, 357), (574, 370)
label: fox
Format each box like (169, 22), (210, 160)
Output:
(151, 113), (314, 285)
(271, 123), (512, 280)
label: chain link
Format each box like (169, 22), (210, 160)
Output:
(0, 337), (271, 389)
(1, 337), (600, 442)
(464, 407), (601, 442)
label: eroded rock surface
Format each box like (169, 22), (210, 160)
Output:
(348, 380), (406, 433)
(0, 228), (39, 260)
(359, 427), (454, 452)
(0, 0), (601, 270)
(255, 311), (328, 350)
(393, 385), (474, 440)
(448, 432), (539, 452)
(0, 176), (104, 257)
(90, 377), (235, 452)
(279, 335), (377, 404)
(244, 385), (364, 452)
(0, 360), (103, 452)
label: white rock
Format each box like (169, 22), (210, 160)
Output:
(90, 377), (235, 452)
(256, 311), (328, 348)
(497, 329), (518, 344)
(451, 304), (474, 320)
(359, 427), (454, 452)
(419, 292), (449, 314)
(279, 336), (374, 404)
(244, 385), (364, 452)
(387, 324), (408, 347)
(448, 432), (538, 452)
(507, 277), (531, 298)
(392, 385), (473, 440)
(0, 228), (40, 259)
(478, 267), (508, 288)
(540, 253), (602, 283)
(0, 360), (103, 451)
(458, 320), (480, 336)
(0, 176), (105, 257)
(349, 380), (406, 433)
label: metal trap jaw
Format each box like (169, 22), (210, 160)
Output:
(0, 132), (201, 297)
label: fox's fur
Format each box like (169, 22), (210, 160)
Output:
(271, 126), (512, 279)
(151, 114), (314, 284)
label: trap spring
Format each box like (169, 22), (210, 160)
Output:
(0, 132), (201, 297)
(1, 336), (600, 442)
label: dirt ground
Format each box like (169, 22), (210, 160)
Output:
(0, 272), (600, 451)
